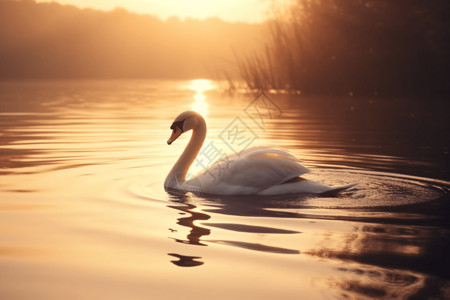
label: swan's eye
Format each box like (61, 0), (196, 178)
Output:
(170, 119), (185, 133)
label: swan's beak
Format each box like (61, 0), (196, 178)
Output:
(167, 128), (182, 145)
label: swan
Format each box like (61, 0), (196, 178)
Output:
(164, 111), (356, 195)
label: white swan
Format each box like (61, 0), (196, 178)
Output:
(164, 111), (356, 195)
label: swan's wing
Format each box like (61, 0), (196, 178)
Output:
(191, 146), (310, 194)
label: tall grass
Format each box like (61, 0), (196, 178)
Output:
(236, 0), (450, 99)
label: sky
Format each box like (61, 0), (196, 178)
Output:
(35, 0), (277, 23)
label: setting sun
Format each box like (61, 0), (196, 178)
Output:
(35, 0), (274, 23)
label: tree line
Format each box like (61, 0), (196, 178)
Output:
(0, 0), (261, 79)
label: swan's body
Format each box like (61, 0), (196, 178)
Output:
(164, 111), (356, 195)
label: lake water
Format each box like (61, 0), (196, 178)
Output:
(0, 79), (449, 299)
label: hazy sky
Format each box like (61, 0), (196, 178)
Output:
(35, 0), (278, 23)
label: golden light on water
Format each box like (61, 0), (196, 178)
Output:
(188, 79), (215, 93)
(188, 79), (216, 117)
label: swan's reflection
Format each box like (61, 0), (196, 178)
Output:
(166, 192), (209, 267)
(200, 193), (312, 219)
(166, 191), (303, 267)
(167, 192), (211, 246)
(168, 253), (204, 267)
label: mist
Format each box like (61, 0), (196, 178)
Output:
(0, 0), (263, 79)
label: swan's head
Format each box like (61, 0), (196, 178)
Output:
(167, 111), (204, 145)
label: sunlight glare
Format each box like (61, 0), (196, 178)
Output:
(188, 79), (215, 94)
(188, 79), (216, 117)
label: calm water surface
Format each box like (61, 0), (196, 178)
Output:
(0, 80), (449, 299)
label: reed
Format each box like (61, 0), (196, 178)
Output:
(235, 0), (450, 99)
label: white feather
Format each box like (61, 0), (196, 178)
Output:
(187, 146), (310, 195)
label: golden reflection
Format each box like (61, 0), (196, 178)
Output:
(188, 79), (216, 117)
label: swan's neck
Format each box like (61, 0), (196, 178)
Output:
(165, 119), (206, 188)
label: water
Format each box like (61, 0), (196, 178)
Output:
(0, 79), (449, 299)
